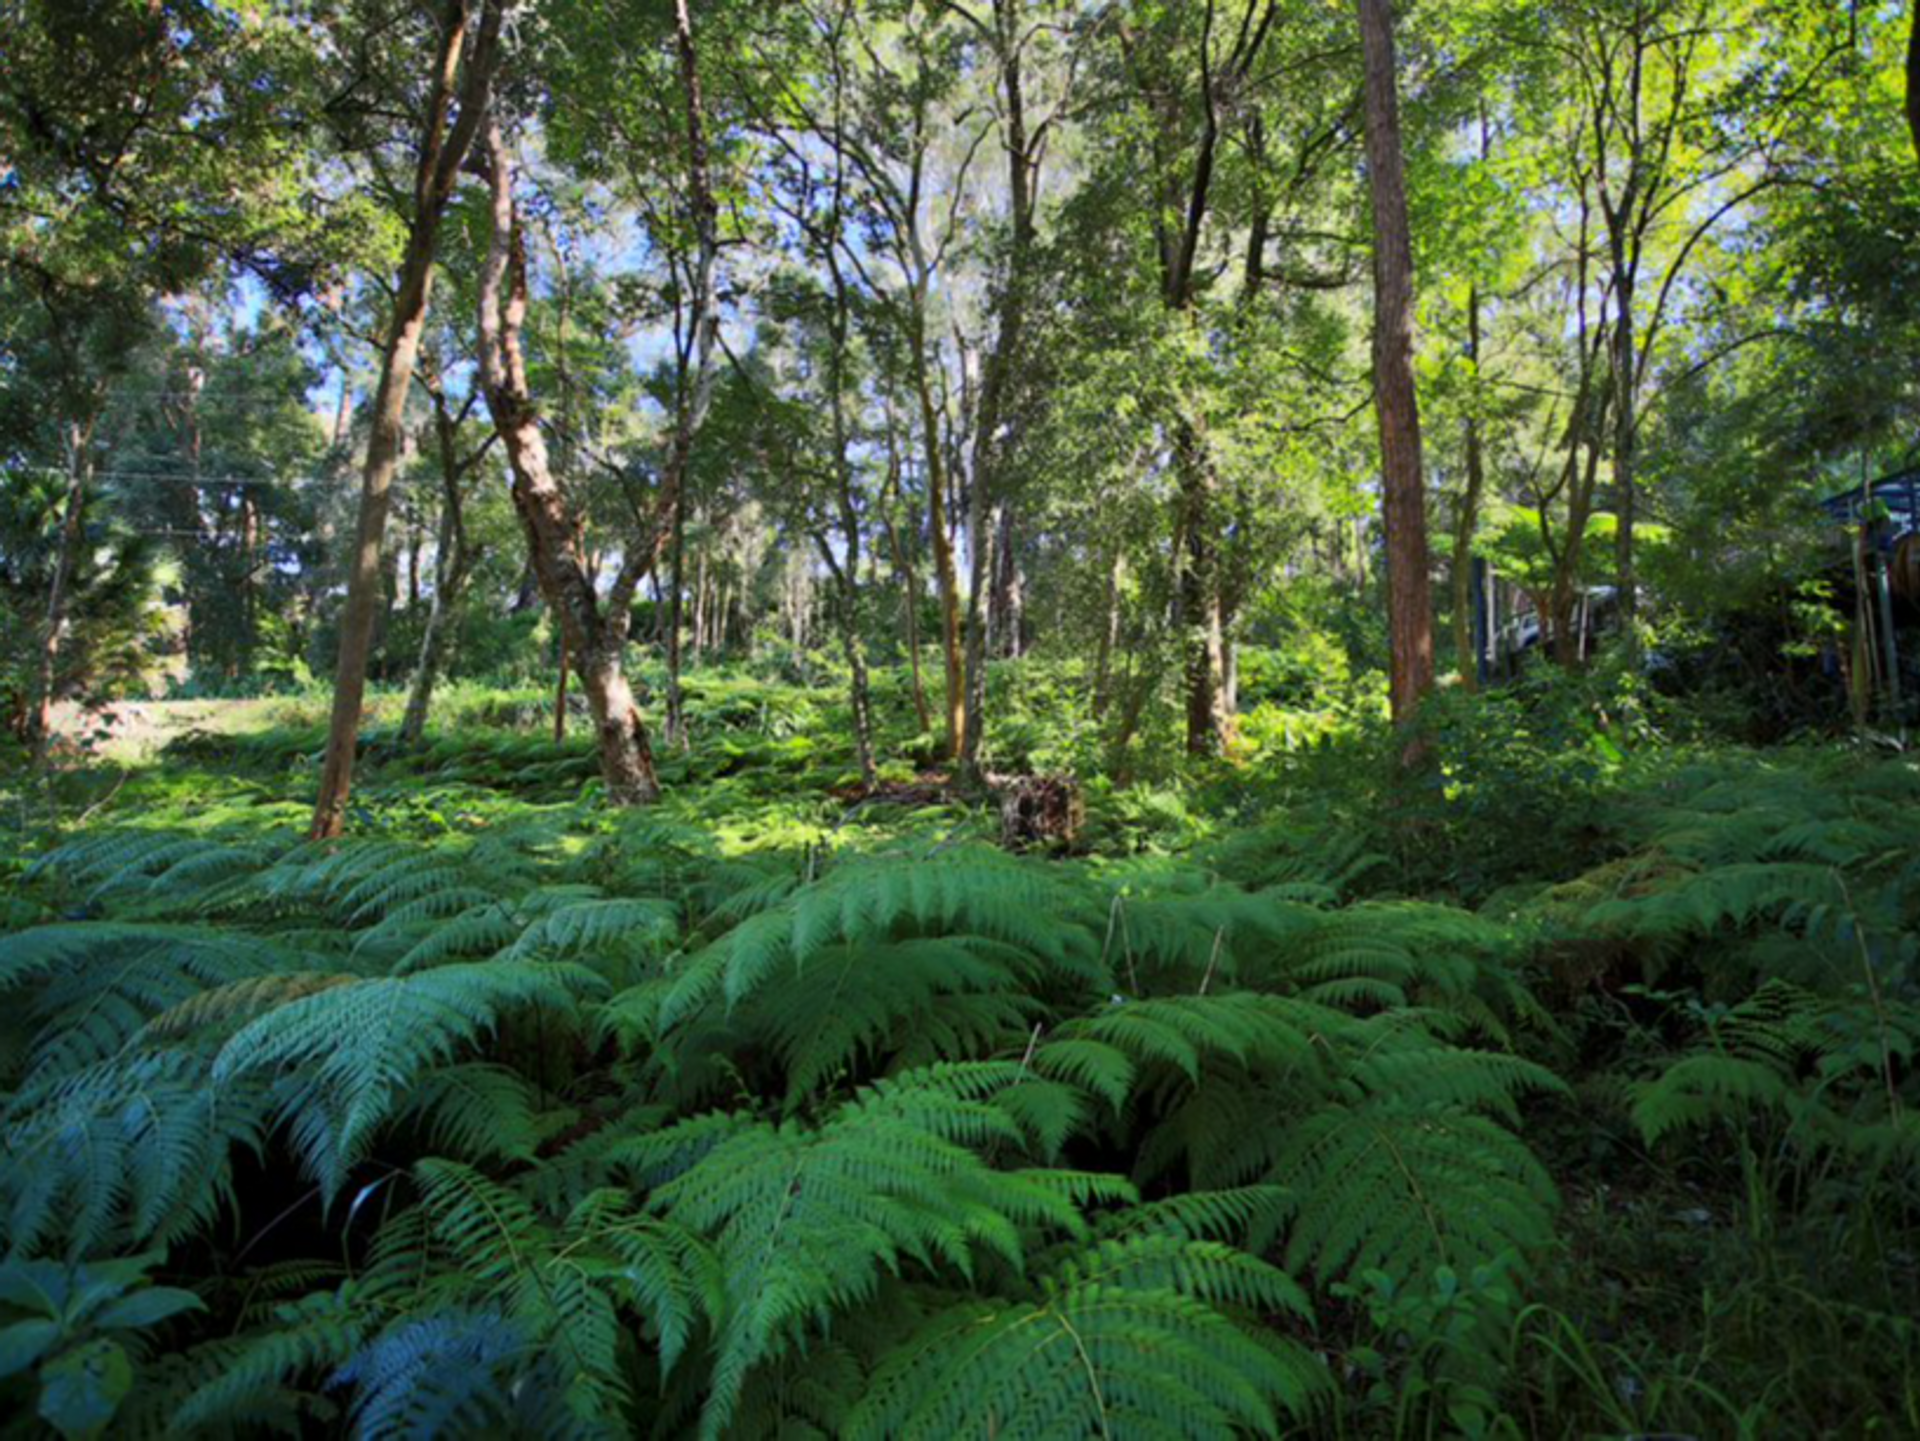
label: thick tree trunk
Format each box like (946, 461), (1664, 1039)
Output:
(1357, 0), (1435, 730)
(478, 122), (659, 805)
(310, 0), (503, 839)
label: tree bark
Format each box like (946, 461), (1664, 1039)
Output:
(310, 0), (504, 839)
(1356, 0), (1435, 730)
(1908, 1), (1920, 165)
(958, 0), (1038, 778)
(399, 372), (485, 745)
(660, 0), (721, 753)
(1451, 284), (1485, 690)
(1610, 253), (1639, 654)
(915, 354), (966, 761)
(27, 417), (98, 759)
(477, 122), (659, 805)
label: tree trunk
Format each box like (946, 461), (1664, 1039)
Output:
(1611, 260), (1639, 657)
(913, 353), (966, 762)
(399, 514), (464, 746)
(993, 504), (1024, 658)
(27, 417), (97, 759)
(478, 121), (659, 805)
(660, 0), (720, 753)
(880, 400), (932, 734)
(1177, 421), (1231, 755)
(1451, 284), (1485, 690)
(1356, 0), (1435, 731)
(1093, 550), (1122, 719)
(1908, 0), (1920, 165)
(310, 0), (503, 840)
(665, 493), (687, 747)
(400, 376), (481, 746)
(957, 0), (1038, 777)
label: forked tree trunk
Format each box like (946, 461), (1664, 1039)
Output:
(478, 123), (659, 805)
(310, 0), (504, 839)
(1357, 0), (1435, 731)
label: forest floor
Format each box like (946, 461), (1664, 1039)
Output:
(4, 663), (1919, 1436)
(49, 696), (288, 763)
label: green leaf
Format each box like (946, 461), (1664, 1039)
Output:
(94, 1287), (203, 1332)
(38, 1338), (132, 1440)
(0, 1318), (60, 1379)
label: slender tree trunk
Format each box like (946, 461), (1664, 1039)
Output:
(957, 0), (1037, 778)
(310, 0), (503, 840)
(1909, 1), (1920, 165)
(660, 0), (720, 754)
(1176, 422), (1230, 755)
(1452, 284), (1485, 690)
(915, 357), (966, 761)
(400, 368), (487, 745)
(478, 122), (659, 805)
(993, 504), (1023, 657)
(665, 495), (688, 747)
(28, 417), (97, 758)
(1093, 550), (1122, 719)
(1357, 0), (1435, 730)
(880, 401), (932, 734)
(1611, 260), (1639, 656)
(400, 513), (465, 745)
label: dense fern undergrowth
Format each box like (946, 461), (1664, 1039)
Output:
(3, 671), (1919, 1438)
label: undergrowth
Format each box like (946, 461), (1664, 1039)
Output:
(1, 670), (1917, 1437)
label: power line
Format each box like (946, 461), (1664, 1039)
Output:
(6, 463), (343, 489)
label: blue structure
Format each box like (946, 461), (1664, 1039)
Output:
(1818, 469), (1920, 549)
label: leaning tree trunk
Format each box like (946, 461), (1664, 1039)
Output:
(1357, 0), (1435, 731)
(477, 122), (659, 805)
(310, 0), (503, 839)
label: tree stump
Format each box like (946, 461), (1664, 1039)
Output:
(992, 773), (1084, 853)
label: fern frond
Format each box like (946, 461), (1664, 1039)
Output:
(1277, 1102), (1557, 1284)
